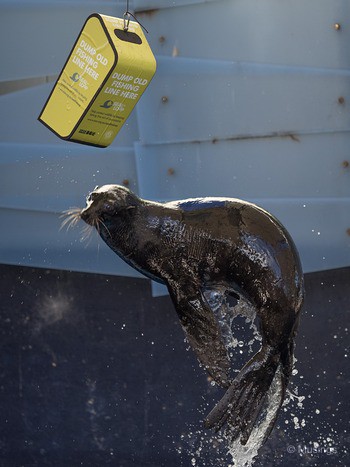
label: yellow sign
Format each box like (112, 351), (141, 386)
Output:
(39, 14), (156, 147)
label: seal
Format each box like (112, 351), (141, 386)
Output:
(63, 184), (304, 445)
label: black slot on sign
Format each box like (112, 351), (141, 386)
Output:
(114, 29), (142, 44)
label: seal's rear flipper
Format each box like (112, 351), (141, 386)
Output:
(205, 346), (286, 445)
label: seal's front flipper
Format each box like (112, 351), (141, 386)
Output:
(205, 346), (285, 445)
(167, 283), (231, 388)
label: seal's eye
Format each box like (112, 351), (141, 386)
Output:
(103, 201), (114, 212)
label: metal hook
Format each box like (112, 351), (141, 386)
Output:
(122, 0), (149, 34)
(123, 0), (130, 31)
(123, 11), (131, 31)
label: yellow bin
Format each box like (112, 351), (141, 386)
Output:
(39, 13), (156, 147)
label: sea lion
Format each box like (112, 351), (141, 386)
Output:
(63, 184), (304, 445)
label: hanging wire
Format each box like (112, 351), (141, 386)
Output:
(123, 0), (149, 33)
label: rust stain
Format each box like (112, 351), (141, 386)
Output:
(193, 132), (301, 145)
(288, 134), (300, 142)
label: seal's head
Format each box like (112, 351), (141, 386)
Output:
(80, 184), (136, 226)
(61, 184), (138, 240)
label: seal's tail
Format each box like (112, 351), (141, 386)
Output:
(204, 345), (291, 445)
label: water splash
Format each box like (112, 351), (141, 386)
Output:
(227, 364), (284, 466)
(203, 287), (261, 357)
(183, 288), (306, 467)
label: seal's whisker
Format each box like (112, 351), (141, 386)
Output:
(60, 208), (82, 231)
(81, 224), (92, 237)
(80, 224), (94, 243)
(60, 207), (82, 220)
(93, 218), (100, 234)
(98, 218), (112, 239)
(64, 215), (80, 230)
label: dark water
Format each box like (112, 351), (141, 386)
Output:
(0, 264), (349, 466)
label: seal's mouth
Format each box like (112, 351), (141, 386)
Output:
(80, 205), (105, 228)
(60, 185), (114, 240)
(61, 206), (112, 243)
(80, 208), (92, 225)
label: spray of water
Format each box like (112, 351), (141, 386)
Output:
(182, 288), (304, 467)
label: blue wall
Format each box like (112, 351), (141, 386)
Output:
(1, 0), (349, 296)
